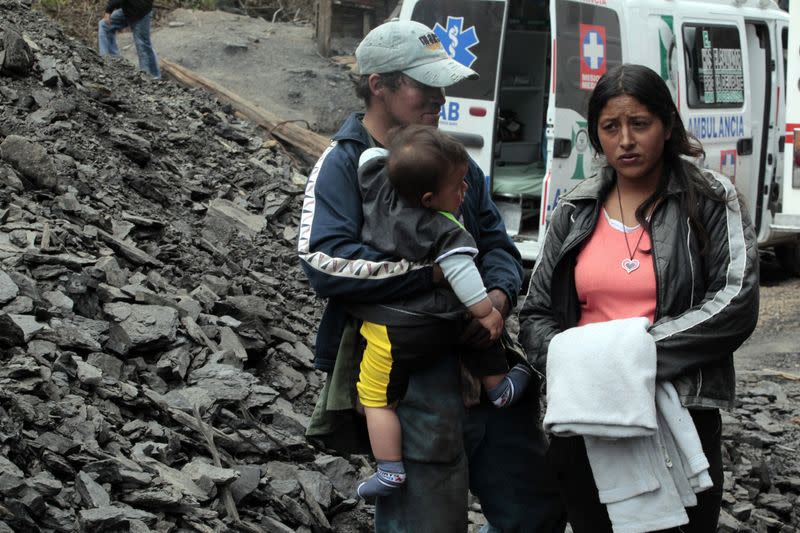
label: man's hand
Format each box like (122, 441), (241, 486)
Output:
(460, 289), (510, 349)
(487, 289), (510, 317)
(103, 12), (112, 25)
(477, 307), (504, 341)
(432, 263), (445, 286)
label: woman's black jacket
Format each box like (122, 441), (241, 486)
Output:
(519, 161), (759, 409)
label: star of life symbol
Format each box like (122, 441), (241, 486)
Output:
(583, 30), (605, 70)
(433, 16), (479, 68)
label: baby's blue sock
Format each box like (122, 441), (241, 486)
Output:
(487, 364), (532, 408)
(356, 460), (406, 501)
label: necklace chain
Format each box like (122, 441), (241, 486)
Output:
(616, 185), (648, 261)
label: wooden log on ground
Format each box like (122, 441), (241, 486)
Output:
(160, 58), (330, 160)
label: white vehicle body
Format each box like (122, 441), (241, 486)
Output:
(776, 0), (800, 272)
(399, 0), (797, 266)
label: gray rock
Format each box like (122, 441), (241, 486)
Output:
(92, 256), (128, 287)
(297, 469), (333, 510)
(268, 360), (307, 400)
(189, 284), (218, 310)
(33, 431), (79, 455)
(0, 135), (58, 189)
(181, 459), (239, 485)
(106, 304), (178, 356)
(187, 363), (259, 402)
(42, 290), (74, 313)
(278, 341), (314, 369)
(0, 165), (24, 191)
(0, 313), (25, 347)
(229, 464), (261, 504)
(4, 295), (34, 314)
(131, 443), (209, 501)
(731, 501), (755, 521)
(243, 383), (279, 409)
(0, 270), (20, 303)
(87, 352), (124, 380)
(176, 296), (202, 320)
(79, 505), (157, 529)
(73, 356), (103, 386)
(204, 198), (266, 240)
(1, 26), (34, 75)
(76, 471), (111, 508)
(109, 128), (152, 166)
(0, 455), (24, 478)
(156, 344), (192, 380)
(5, 271), (38, 300)
(120, 486), (185, 508)
(218, 326), (248, 366)
(314, 455), (357, 496)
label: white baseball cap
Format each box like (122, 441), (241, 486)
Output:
(355, 20), (478, 88)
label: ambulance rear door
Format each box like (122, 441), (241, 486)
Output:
(675, 15), (758, 231)
(546, 0), (624, 225)
(400, 0), (509, 183)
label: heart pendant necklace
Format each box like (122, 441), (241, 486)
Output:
(616, 185), (647, 274)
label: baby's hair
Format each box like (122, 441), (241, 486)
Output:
(386, 125), (468, 207)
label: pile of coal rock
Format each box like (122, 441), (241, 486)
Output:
(0, 1), (376, 531)
(1, 1), (798, 532)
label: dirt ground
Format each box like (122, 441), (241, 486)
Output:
(736, 255), (800, 374)
(118, 8), (363, 136)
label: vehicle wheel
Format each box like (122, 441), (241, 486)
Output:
(775, 242), (800, 276)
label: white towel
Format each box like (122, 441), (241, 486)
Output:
(544, 318), (713, 533)
(544, 317), (657, 438)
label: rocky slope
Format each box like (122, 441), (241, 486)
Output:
(1, 1), (373, 531)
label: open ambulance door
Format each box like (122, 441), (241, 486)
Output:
(399, 0), (509, 185)
(774, 0), (800, 274)
(673, 16), (763, 234)
(544, 0), (623, 230)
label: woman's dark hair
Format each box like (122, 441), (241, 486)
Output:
(386, 124), (468, 206)
(587, 64), (723, 253)
(355, 72), (406, 105)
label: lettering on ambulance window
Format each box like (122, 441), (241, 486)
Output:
(411, 0), (504, 101)
(682, 24), (744, 108)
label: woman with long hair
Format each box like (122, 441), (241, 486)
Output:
(519, 64), (759, 532)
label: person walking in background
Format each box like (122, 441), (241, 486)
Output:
(300, 19), (565, 533)
(519, 64), (759, 532)
(98, 0), (160, 79)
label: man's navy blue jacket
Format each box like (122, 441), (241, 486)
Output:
(298, 113), (523, 371)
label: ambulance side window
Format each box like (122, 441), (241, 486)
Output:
(682, 24), (744, 108)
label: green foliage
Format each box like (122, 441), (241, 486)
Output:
(35, 0), (68, 9)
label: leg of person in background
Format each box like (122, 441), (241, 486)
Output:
(374, 353), (469, 533)
(97, 9), (128, 57)
(129, 10), (161, 79)
(466, 386), (568, 533)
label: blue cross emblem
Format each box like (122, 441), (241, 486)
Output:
(433, 16), (479, 68)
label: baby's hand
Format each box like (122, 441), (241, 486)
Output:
(477, 307), (504, 341)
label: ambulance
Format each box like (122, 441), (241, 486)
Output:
(399, 0), (799, 271)
(779, 0), (800, 273)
